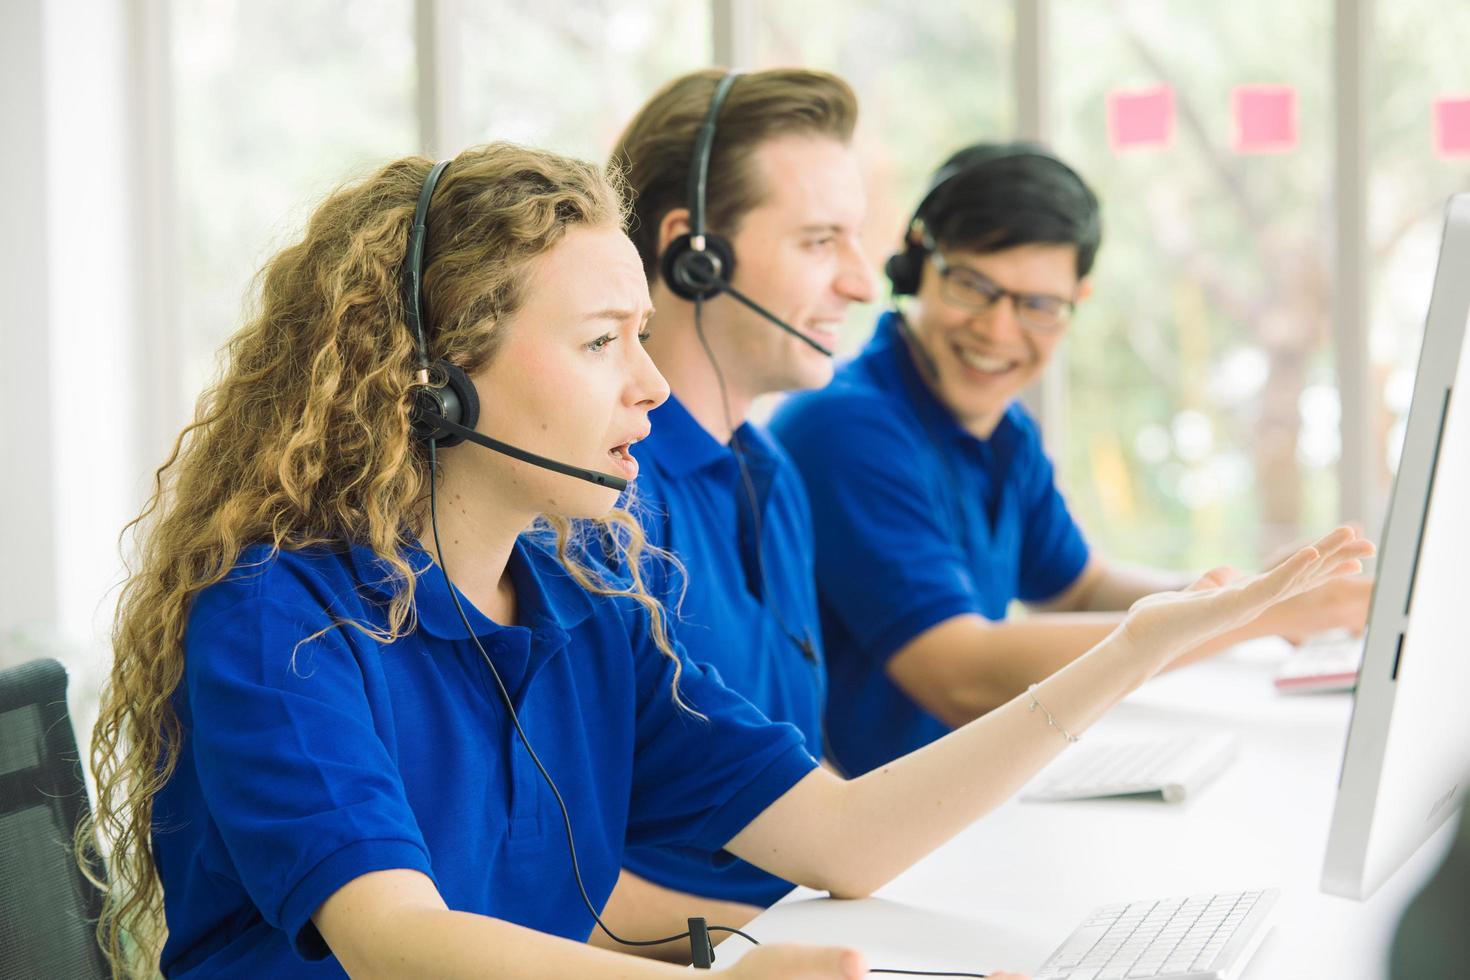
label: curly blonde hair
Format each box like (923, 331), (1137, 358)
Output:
(79, 142), (685, 978)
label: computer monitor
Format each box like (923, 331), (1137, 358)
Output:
(1322, 194), (1470, 901)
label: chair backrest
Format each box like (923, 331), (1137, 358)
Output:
(0, 657), (110, 978)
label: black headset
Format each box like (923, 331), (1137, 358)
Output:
(656, 71), (834, 357)
(404, 161), (481, 449)
(658, 71), (744, 302)
(885, 143), (1077, 296)
(405, 149), (991, 979)
(401, 159), (629, 491)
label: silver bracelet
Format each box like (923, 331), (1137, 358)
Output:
(1026, 683), (1081, 743)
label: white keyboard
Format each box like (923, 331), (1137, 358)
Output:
(1272, 635), (1364, 694)
(1034, 889), (1278, 980)
(1021, 734), (1238, 804)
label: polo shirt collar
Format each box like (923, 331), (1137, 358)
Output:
(640, 393), (773, 480)
(348, 534), (595, 640)
(865, 309), (1023, 451)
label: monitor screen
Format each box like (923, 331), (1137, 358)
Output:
(1322, 194), (1470, 901)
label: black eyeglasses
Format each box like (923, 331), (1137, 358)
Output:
(929, 250), (1075, 333)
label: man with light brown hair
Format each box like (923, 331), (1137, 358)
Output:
(593, 67), (878, 956)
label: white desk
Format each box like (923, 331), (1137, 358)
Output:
(721, 641), (1454, 978)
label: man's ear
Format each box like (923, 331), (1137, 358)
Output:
(658, 208), (693, 254)
(1075, 277), (1094, 303)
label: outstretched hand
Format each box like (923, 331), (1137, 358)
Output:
(1252, 522), (1373, 642)
(1118, 525), (1374, 673)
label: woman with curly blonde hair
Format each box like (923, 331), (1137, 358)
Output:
(82, 140), (1367, 980)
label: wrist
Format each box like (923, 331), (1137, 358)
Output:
(1235, 605), (1276, 641)
(1104, 623), (1172, 682)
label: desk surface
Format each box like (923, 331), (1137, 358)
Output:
(721, 641), (1453, 978)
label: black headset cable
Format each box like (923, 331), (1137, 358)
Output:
(424, 442), (991, 978)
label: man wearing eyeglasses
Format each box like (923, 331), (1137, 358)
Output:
(769, 142), (1371, 776)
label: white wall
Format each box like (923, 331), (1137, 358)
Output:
(1, 1), (151, 723)
(1, 0), (64, 668)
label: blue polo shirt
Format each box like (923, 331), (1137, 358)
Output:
(610, 394), (824, 907)
(152, 533), (817, 977)
(769, 310), (1090, 776)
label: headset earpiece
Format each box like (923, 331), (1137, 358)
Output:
(661, 231), (737, 301)
(884, 232), (928, 297)
(657, 71), (743, 304)
(885, 217), (937, 297)
(411, 359), (480, 448)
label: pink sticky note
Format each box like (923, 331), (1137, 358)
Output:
(1107, 85), (1175, 152)
(1233, 85), (1297, 154)
(1434, 97), (1470, 157)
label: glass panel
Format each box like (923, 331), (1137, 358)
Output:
(171, 0), (415, 408)
(756, 0), (1014, 350)
(457, 1), (710, 160)
(1368, 3), (1470, 504)
(1052, 0), (1333, 570)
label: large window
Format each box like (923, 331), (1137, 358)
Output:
(457, 0), (710, 161)
(1051, 0), (1335, 571)
(1369, 1), (1470, 497)
(756, 0), (1014, 350)
(31, 2), (1470, 696)
(171, 0), (415, 412)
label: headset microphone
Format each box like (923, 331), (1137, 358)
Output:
(402, 160), (629, 492)
(724, 283), (834, 356)
(411, 146), (993, 980)
(432, 414), (629, 491)
(677, 263), (835, 357)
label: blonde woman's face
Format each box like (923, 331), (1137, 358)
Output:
(469, 224), (669, 518)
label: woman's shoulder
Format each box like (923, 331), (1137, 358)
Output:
(189, 541), (368, 631)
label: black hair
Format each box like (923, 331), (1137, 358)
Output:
(918, 141), (1102, 278)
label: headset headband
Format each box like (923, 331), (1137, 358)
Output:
(687, 71), (744, 249)
(904, 144), (1059, 242)
(404, 159), (452, 375)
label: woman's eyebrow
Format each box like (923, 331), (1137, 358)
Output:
(581, 308), (654, 324)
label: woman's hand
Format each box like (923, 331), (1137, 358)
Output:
(1118, 525), (1374, 673)
(720, 944), (868, 978)
(1248, 522), (1373, 643)
(720, 944), (1029, 978)
(1250, 574), (1373, 645)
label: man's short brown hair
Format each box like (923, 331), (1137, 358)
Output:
(610, 67), (859, 281)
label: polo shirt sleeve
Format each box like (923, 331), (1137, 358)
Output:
(182, 566), (434, 961)
(1012, 417), (1091, 603)
(775, 392), (984, 667)
(618, 600), (819, 856)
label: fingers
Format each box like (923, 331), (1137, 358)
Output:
(1264, 520), (1363, 570)
(1250, 545), (1319, 603)
(1278, 525), (1373, 596)
(1311, 525), (1375, 567)
(1236, 527), (1373, 631)
(1313, 524), (1359, 551)
(1298, 530), (1374, 591)
(835, 948), (867, 979)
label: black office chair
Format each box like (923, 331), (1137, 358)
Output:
(0, 657), (110, 978)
